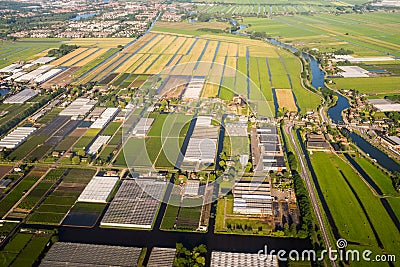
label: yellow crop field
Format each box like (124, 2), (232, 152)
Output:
(225, 57), (237, 77)
(123, 33), (155, 53)
(216, 42), (229, 58)
(190, 39), (207, 61)
(126, 54), (150, 73)
(114, 53), (143, 73)
(147, 35), (176, 54)
(177, 38), (195, 55)
(66, 38), (133, 48)
(164, 55), (182, 70)
(146, 55), (173, 74)
(63, 48), (98, 66)
(134, 54), (159, 74)
(52, 48), (88, 66)
(138, 35), (164, 54)
(201, 83), (219, 98)
(238, 44), (247, 57)
(275, 89), (298, 112)
(163, 36), (187, 55)
(249, 44), (279, 58)
(200, 41), (218, 62)
(227, 43), (238, 57)
(75, 48), (108, 67)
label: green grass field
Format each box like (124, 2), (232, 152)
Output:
(310, 152), (399, 263)
(331, 76), (400, 95)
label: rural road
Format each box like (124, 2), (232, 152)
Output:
(285, 123), (337, 267)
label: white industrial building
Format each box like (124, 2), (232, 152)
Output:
(34, 68), (63, 84)
(3, 89), (38, 104)
(368, 99), (400, 112)
(233, 180), (273, 215)
(15, 65), (54, 82)
(184, 116), (219, 164)
(132, 118), (154, 136)
(87, 135), (110, 155)
(338, 66), (369, 78)
(78, 175), (119, 203)
(0, 127), (37, 149)
(59, 98), (97, 117)
(211, 251), (278, 267)
(5, 71), (26, 81)
(182, 77), (205, 100)
(32, 56), (56, 65)
(90, 107), (119, 129)
(0, 63), (22, 73)
(184, 180), (200, 196)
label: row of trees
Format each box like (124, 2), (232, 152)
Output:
(48, 44), (78, 58)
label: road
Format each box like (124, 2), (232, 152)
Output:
(284, 123), (337, 267)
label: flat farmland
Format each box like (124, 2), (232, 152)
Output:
(52, 47), (88, 66)
(0, 39), (62, 68)
(62, 48), (99, 67)
(310, 152), (399, 263)
(26, 168), (96, 225)
(65, 38), (133, 48)
(275, 89), (298, 112)
(331, 76), (400, 94)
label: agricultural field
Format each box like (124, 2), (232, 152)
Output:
(214, 195), (273, 235)
(244, 12), (400, 57)
(26, 168), (96, 225)
(46, 26), (320, 112)
(0, 230), (54, 266)
(331, 76), (400, 95)
(0, 39), (63, 68)
(274, 89), (298, 112)
(161, 188), (203, 232)
(310, 152), (399, 264)
(0, 167), (47, 218)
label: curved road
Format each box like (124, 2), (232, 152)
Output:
(285, 123), (337, 267)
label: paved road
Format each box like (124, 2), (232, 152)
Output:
(285, 123), (337, 267)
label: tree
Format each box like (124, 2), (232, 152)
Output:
(77, 149), (86, 157)
(71, 156), (80, 165)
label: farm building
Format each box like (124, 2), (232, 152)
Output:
(15, 65), (54, 82)
(147, 247), (177, 267)
(34, 68), (64, 84)
(78, 175), (119, 203)
(40, 242), (142, 267)
(59, 97), (96, 117)
(90, 107), (119, 129)
(0, 127), (36, 149)
(254, 126), (286, 172)
(211, 251), (278, 267)
(5, 71), (26, 81)
(182, 77), (205, 100)
(87, 135), (111, 155)
(338, 66), (369, 78)
(184, 180), (200, 196)
(368, 99), (400, 112)
(184, 116), (219, 164)
(306, 134), (330, 152)
(132, 118), (154, 137)
(3, 89), (37, 104)
(0, 63), (22, 73)
(233, 179), (273, 215)
(32, 56), (56, 65)
(101, 179), (166, 229)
